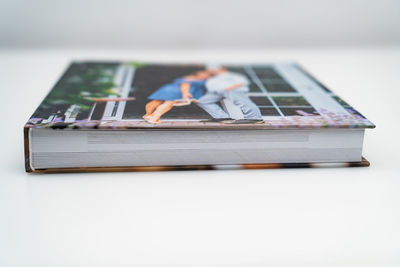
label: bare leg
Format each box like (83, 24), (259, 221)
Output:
(146, 101), (175, 123)
(144, 100), (163, 118)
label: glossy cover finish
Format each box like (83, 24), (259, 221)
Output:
(25, 62), (375, 130)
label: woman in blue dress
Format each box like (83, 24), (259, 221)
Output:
(143, 70), (212, 123)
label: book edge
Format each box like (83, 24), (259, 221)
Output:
(26, 157), (370, 174)
(24, 126), (33, 173)
(294, 63), (376, 129)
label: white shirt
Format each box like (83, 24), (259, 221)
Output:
(206, 72), (250, 93)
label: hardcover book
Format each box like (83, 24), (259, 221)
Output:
(24, 61), (375, 173)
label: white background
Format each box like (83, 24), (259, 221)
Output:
(1, 0), (400, 266)
(0, 48), (399, 266)
(0, 0), (400, 49)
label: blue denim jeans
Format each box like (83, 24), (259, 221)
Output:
(197, 91), (262, 120)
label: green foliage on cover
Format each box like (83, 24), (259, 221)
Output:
(272, 96), (310, 106)
(42, 62), (120, 110)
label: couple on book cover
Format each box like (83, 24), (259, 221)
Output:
(143, 68), (264, 124)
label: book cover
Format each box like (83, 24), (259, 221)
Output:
(25, 61), (375, 130)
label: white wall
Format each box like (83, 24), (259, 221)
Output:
(0, 0), (399, 49)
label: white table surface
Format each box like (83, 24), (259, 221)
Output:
(0, 47), (399, 267)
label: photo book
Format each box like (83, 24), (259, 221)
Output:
(24, 61), (375, 173)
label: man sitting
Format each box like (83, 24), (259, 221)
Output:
(197, 68), (264, 124)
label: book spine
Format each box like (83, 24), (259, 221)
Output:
(24, 126), (33, 173)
